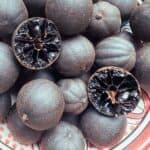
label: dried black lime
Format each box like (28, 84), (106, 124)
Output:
(7, 106), (43, 145)
(0, 42), (19, 94)
(55, 35), (95, 77)
(134, 43), (150, 96)
(80, 108), (127, 147)
(88, 66), (141, 117)
(45, 0), (93, 36)
(58, 78), (88, 115)
(95, 36), (136, 71)
(16, 79), (65, 131)
(104, 0), (138, 19)
(87, 1), (121, 40)
(12, 17), (62, 70)
(40, 121), (87, 150)
(0, 92), (11, 123)
(0, 0), (28, 37)
(130, 3), (150, 41)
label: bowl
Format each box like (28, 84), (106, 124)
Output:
(0, 91), (149, 150)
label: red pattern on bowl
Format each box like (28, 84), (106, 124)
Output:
(0, 91), (149, 150)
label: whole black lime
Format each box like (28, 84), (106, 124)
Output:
(134, 43), (150, 96)
(104, 0), (137, 19)
(45, 0), (93, 36)
(55, 35), (95, 77)
(87, 1), (121, 40)
(95, 36), (136, 71)
(16, 79), (65, 131)
(58, 78), (88, 115)
(0, 42), (19, 94)
(130, 3), (150, 41)
(0, 0), (28, 37)
(80, 108), (127, 147)
(40, 121), (87, 150)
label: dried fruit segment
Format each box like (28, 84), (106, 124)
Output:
(12, 17), (62, 70)
(88, 66), (141, 117)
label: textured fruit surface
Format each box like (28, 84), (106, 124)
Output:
(40, 121), (87, 150)
(80, 108), (127, 147)
(45, 0), (93, 36)
(7, 107), (42, 145)
(87, 1), (121, 39)
(88, 66), (141, 117)
(104, 0), (137, 19)
(95, 36), (136, 71)
(130, 3), (150, 41)
(55, 35), (95, 77)
(12, 17), (62, 70)
(134, 43), (150, 96)
(58, 78), (88, 115)
(0, 42), (19, 94)
(16, 79), (65, 131)
(0, 0), (28, 37)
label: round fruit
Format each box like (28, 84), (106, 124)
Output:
(58, 78), (88, 115)
(87, 1), (121, 40)
(0, 42), (19, 93)
(0, 92), (11, 123)
(23, 0), (47, 17)
(0, 0), (28, 37)
(130, 3), (150, 41)
(134, 43), (150, 96)
(7, 107), (42, 145)
(40, 121), (87, 150)
(88, 66), (141, 117)
(95, 36), (136, 71)
(55, 35), (95, 77)
(16, 79), (65, 131)
(104, 0), (137, 19)
(80, 108), (127, 147)
(45, 0), (93, 36)
(12, 17), (62, 70)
